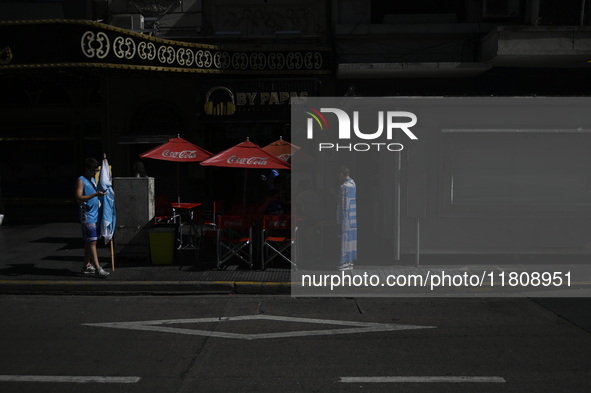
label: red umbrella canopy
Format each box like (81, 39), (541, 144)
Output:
(262, 138), (300, 161)
(262, 138), (314, 163)
(200, 140), (291, 169)
(139, 137), (212, 162)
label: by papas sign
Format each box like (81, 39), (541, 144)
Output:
(305, 107), (418, 151)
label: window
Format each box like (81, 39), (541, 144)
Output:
(441, 130), (591, 216)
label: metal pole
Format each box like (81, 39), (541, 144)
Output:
(394, 132), (401, 263)
(415, 218), (420, 267)
(243, 168), (247, 210)
(581, 0), (586, 26)
(177, 162), (180, 204)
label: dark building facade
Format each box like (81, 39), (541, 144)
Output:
(1, 0), (591, 262)
(0, 0), (333, 221)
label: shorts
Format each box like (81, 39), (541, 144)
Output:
(81, 223), (98, 242)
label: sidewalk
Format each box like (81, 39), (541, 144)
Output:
(1, 223), (591, 296)
(0, 223), (291, 295)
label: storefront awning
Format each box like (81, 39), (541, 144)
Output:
(0, 19), (332, 75)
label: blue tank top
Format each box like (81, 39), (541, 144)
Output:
(78, 176), (99, 224)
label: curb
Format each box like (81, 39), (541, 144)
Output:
(235, 281), (292, 295)
(0, 280), (291, 295)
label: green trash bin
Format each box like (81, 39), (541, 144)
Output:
(149, 227), (176, 265)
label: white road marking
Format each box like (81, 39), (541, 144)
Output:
(83, 314), (435, 340)
(0, 375), (140, 383)
(340, 376), (505, 383)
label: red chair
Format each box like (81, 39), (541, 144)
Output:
(154, 195), (176, 224)
(194, 201), (224, 260)
(260, 215), (297, 270)
(216, 215), (253, 270)
(203, 201), (224, 228)
(199, 201), (224, 238)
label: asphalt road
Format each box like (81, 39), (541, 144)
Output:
(0, 295), (590, 393)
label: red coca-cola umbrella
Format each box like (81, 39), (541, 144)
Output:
(200, 139), (291, 207)
(200, 139), (291, 169)
(262, 137), (299, 162)
(262, 136), (314, 164)
(139, 136), (213, 203)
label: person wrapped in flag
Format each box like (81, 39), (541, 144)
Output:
(337, 165), (357, 271)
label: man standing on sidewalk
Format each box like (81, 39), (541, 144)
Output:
(75, 158), (109, 277)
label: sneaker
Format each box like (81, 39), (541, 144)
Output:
(338, 262), (354, 271)
(82, 264), (96, 275)
(96, 268), (110, 277)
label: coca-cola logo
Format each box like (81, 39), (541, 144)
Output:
(278, 154), (291, 161)
(227, 155), (268, 165)
(162, 150), (198, 159)
(224, 219), (243, 227)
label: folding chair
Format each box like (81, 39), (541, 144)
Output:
(216, 214), (253, 269)
(202, 201), (224, 230)
(170, 202), (201, 250)
(194, 201), (224, 259)
(261, 215), (297, 270)
(154, 195), (177, 224)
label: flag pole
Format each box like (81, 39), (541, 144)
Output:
(110, 240), (115, 271)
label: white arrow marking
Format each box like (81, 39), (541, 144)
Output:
(0, 375), (140, 383)
(340, 376), (505, 383)
(83, 314), (435, 340)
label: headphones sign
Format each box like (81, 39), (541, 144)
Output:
(204, 86), (309, 116)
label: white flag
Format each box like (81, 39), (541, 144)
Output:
(98, 157), (116, 244)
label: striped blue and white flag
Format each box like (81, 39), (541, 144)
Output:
(98, 157), (116, 244)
